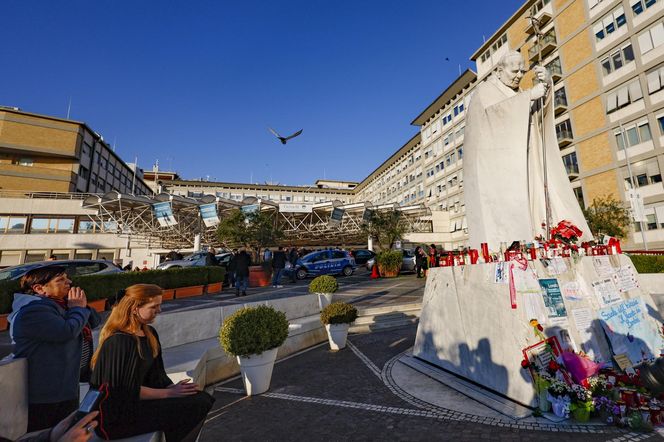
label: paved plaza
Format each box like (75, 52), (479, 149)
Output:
(203, 325), (663, 441)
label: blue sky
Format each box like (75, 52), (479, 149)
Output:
(3, 0), (524, 186)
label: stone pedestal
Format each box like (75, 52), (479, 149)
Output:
(413, 255), (660, 406)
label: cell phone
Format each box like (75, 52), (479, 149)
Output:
(71, 389), (102, 427)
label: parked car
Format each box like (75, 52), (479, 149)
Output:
(286, 250), (357, 280)
(350, 249), (376, 265)
(0, 259), (122, 281)
(156, 251), (231, 270)
(366, 249), (417, 273)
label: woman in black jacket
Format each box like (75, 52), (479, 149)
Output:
(90, 284), (214, 442)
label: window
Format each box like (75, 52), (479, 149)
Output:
(605, 79), (643, 113)
(457, 146), (463, 160)
(615, 121), (653, 148)
(631, 0), (659, 16)
(554, 87), (568, 107)
(573, 187), (585, 210)
(12, 157), (34, 166)
(659, 114), (664, 134)
(624, 158), (662, 188)
(593, 6), (627, 41)
(30, 217), (75, 233)
(562, 152), (579, 175)
(638, 20), (664, 55)
(600, 44), (635, 75)
(646, 64), (664, 94)
(6, 217), (27, 234)
(79, 166), (89, 179)
(556, 119), (574, 140)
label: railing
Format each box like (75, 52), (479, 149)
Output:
(556, 129), (573, 142)
(564, 163), (579, 175)
(528, 33), (557, 60)
(554, 93), (568, 108)
(624, 250), (664, 255)
(0, 190), (99, 200)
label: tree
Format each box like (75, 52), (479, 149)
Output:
(216, 209), (283, 261)
(582, 196), (631, 240)
(361, 210), (409, 251)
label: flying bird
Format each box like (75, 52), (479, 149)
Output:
(268, 127), (303, 145)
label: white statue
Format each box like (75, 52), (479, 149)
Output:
(463, 51), (592, 250)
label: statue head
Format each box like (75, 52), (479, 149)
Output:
(496, 51), (526, 90)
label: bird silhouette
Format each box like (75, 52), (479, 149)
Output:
(268, 127), (303, 144)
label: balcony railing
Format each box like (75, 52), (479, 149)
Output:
(529, 33), (557, 62)
(557, 129), (574, 147)
(546, 59), (563, 82)
(554, 93), (568, 116)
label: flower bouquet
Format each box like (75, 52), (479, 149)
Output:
(547, 380), (571, 418)
(593, 396), (619, 424)
(570, 384), (594, 422)
(550, 220), (583, 246)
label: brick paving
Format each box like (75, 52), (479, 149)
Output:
(201, 325), (663, 441)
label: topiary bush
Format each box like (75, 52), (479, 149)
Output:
(320, 302), (358, 325)
(627, 254), (664, 273)
(376, 250), (403, 273)
(219, 305), (289, 357)
(309, 275), (338, 294)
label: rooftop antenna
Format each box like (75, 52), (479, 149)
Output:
(458, 64), (462, 75)
(112, 137), (117, 152)
(66, 97), (72, 119)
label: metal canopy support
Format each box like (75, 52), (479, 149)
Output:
(81, 193), (433, 248)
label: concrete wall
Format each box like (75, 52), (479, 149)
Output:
(0, 358), (28, 440)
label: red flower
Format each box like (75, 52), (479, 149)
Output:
(537, 324), (544, 332)
(521, 359), (530, 369)
(548, 360), (559, 371)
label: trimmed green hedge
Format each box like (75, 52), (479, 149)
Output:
(0, 266), (225, 314)
(627, 254), (664, 274)
(309, 275), (338, 294)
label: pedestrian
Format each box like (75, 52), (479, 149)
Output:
(234, 248), (251, 297)
(263, 248), (272, 263)
(205, 247), (217, 266)
(90, 284), (214, 441)
(226, 249), (237, 290)
(418, 247), (429, 277)
(288, 247), (299, 283)
(47, 254), (57, 261)
(8, 266), (102, 432)
(428, 244), (438, 268)
(271, 246), (287, 288)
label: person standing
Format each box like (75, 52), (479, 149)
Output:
(418, 248), (430, 277)
(428, 244), (438, 268)
(204, 247), (217, 267)
(9, 266), (101, 432)
(234, 248), (251, 297)
(263, 248), (272, 263)
(226, 249), (237, 290)
(288, 247), (299, 283)
(271, 246), (287, 288)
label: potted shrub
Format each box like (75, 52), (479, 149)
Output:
(219, 305), (289, 395)
(320, 302), (358, 351)
(309, 275), (338, 310)
(376, 250), (402, 278)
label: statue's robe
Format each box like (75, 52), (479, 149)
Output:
(463, 74), (592, 250)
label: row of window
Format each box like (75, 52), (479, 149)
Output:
(594, 6), (627, 42)
(0, 216), (118, 235)
(479, 34), (508, 63)
(614, 119), (654, 149)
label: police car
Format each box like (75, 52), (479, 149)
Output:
(287, 250), (356, 280)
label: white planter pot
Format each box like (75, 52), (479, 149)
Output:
(317, 292), (334, 310)
(325, 323), (350, 351)
(237, 347), (278, 396)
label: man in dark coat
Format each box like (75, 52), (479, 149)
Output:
(205, 248), (217, 267)
(234, 248), (251, 296)
(288, 247), (299, 283)
(226, 249), (237, 290)
(271, 246), (287, 288)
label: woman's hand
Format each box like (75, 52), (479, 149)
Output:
(50, 411), (98, 442)
(67, 287), (88, 309)
(167, 378), (200, 397)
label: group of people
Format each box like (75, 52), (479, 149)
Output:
(7, 266), (214, 442)
(414, 244), (442, 278)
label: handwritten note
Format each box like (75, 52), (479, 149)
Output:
(592, 278), (622, 307)
(493, 262), (508, 284)
(562, 281), (584, 301)
(571, 307), (600, 360)
(611, 267), (639, 293)
(599, 297), (664, 365)
(593, 256), (614, 277)
(546, 257), (568, 276)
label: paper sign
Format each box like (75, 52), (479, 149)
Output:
(592, 278), (622, 307)
(599, 297), (664, 365)
(545, 257), (568, 276)
(539, 279), (568, 321)
(613, 353), (633, 371)
(562, 281), (584, 301)
(611, 267), (639, 293)
(524, 292), (547, 325)
(493, 262), (508, 284)
(593, 256), (614, 277)
(571, 308), (601, 360)
(513, 266), (541, 293)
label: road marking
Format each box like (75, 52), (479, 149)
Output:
(346, 341), (381, 378)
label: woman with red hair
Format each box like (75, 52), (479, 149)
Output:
(90, 284), (214, 441)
